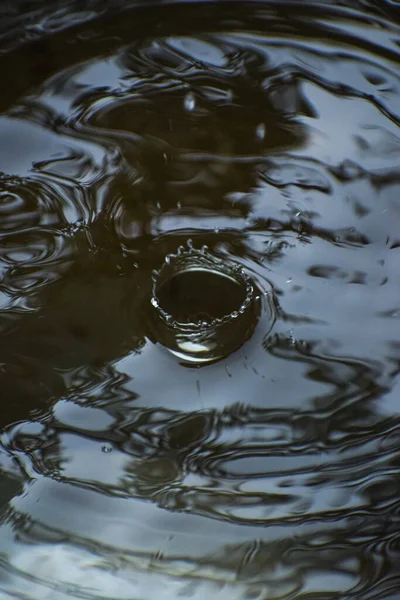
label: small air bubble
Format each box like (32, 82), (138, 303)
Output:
(102, 444), (112, 453)
(177, 200), (181, 209)
(156, 201), (161, 210)
(184, 91), (196, 112)
(286, 277), (292, 284)
(214, 227), (219, 234)
(336, 160), (363, 181)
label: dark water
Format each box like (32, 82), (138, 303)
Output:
(157, 269), (247, 323)
(0, 0), (400, 597)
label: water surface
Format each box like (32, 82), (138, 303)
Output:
(0, 1), (400, 598)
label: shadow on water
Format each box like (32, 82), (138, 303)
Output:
(0, 0), (400, 598)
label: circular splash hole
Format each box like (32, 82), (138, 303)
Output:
(156, 268), (247, 325)
(147, 243), (271, 364)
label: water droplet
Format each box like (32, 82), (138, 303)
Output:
(102, 444), (112, 453)
(184, 91), (196, 112)
(256, 122), (266, 141)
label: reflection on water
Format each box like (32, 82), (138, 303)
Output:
(0, 0), (400, 597)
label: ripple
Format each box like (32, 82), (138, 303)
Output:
(0, 1), (400, 599)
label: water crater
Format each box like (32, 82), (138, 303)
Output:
(149, 243), (266, 363)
